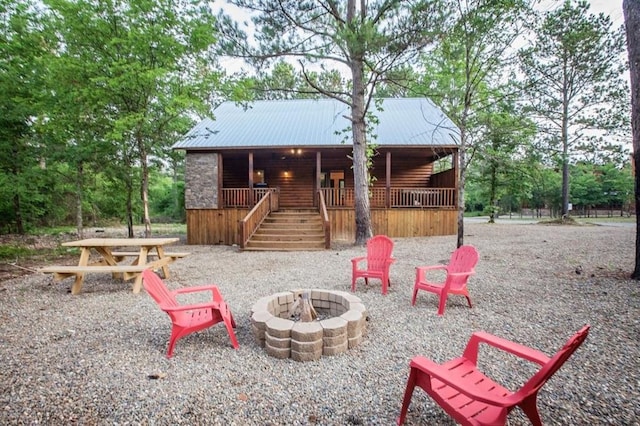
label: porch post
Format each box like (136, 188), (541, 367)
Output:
(248, 152), (254, 206)
(218, 153), (224, 209)
(386, 151), (391, 208)
(453, 151), (459, 207)
(316, 151), (321, 207)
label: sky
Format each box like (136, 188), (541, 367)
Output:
(540, 0), (624, 26)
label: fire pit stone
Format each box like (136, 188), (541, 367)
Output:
(251, 289), (367, 362)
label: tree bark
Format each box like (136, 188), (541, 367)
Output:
(139, 135), (152, 238)
(125, 156), (135, 238)
(75, 163), (84, 239)
(623, 0), (640, 279)
(351, 67), (373, 245)
(562, 79), (570, 218)
(348, 0), (373, 245)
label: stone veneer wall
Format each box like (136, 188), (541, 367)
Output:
(185, 152), (219, 209)
(250, 290), (368, 362)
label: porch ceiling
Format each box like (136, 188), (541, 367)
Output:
(216, 147), (456, 163)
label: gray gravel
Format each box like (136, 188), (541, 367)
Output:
(1, 222), (638, 425)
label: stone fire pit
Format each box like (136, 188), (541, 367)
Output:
(250, 289), (368, 362)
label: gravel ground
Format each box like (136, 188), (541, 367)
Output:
(0, 222), (638, 425)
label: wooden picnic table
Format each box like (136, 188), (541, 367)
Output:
(39, 237), (188, 295)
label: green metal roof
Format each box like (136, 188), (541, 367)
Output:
(172, 97), (460, 150)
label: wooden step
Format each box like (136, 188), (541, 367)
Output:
(244, 240), (326, 251)
(244, 210), (327, 251)
(263, 217), (322, 224)
(253, 228), (324, 236)
(250, 233), (325, 241)
(260, 224), (322, 230)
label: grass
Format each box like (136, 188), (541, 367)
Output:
(576, 216), (635, 223)
(0, 244), (70, 262)
(0, 223), (186, 262)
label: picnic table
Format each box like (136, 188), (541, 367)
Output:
(39, 238), (188, 295)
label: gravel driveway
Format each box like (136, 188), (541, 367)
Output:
(0, 222), (638, 425)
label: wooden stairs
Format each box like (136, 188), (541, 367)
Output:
(244, 210), (327, 251)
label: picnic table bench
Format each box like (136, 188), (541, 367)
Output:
(39, 238), (188, 295)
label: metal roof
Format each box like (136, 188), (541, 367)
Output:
(172, 98), (460, 150)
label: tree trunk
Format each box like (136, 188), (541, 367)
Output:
(561, 74), (570, 218)
(125, 167), (134, 238)
(13, 192), (23, 235)
(348, 0), (373, 246)
(457, 125), (468, 248)
(351, 84), (373, 245)
(623, 0), (640, 279)
(488, 164), (497, 223)
(139, 136), (152, 238)
(75, 163), (84, 239)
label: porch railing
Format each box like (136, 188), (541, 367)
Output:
(222, 188), (278, 208)
(222, 187), (454, 209)
(389, 188), (456, 208)
(319, 187), (456, 208)
(238, 191), (275, 249)
(317, 190), (331, 249)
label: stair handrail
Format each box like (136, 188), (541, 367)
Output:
(318, 190), (331, 249)
(239, 191), (272, 249)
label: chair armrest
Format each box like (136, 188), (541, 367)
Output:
(448, 270), (475, 279)
(351, 256), (366, 266)
(463, 331), (551, 366)
(410, 356), (518, 408)
(171, 285), (220, 296)
(161, 301), (221, 313)
(415, 264), (447, 282)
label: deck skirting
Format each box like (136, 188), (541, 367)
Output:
(186, 208), (457, 246)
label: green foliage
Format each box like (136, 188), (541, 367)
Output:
(3, 0), (230, 234)
(519, 0), (629, 214)
(570, 162), (634, 213)
(148, 172), (185, 222)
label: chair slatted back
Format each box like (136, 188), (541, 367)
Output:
(142, 269), (179, 308)
(367, 235), (394, 271)
(518, 324), (590, 399)
(447, 245), (479, 290)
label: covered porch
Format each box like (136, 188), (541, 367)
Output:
(217, 146), (458, 210)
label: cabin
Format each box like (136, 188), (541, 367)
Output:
(172, 97), (461, 250)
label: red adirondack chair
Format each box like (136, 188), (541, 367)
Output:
(412, 245), (479, 315)
(398, 325), (590, 426)
(142, 270), (239, 358)
(351, 235), (395, 295)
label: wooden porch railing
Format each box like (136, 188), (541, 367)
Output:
(318, 187), (456, 208)
(238, 191), (275, 249)
(223, 187), (454, 209)
(389, 188), (456, 208)
(317, 190), (331, 249)
(222, 188), (278, 208)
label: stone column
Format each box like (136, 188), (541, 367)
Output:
(185, 152), (219, 209)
